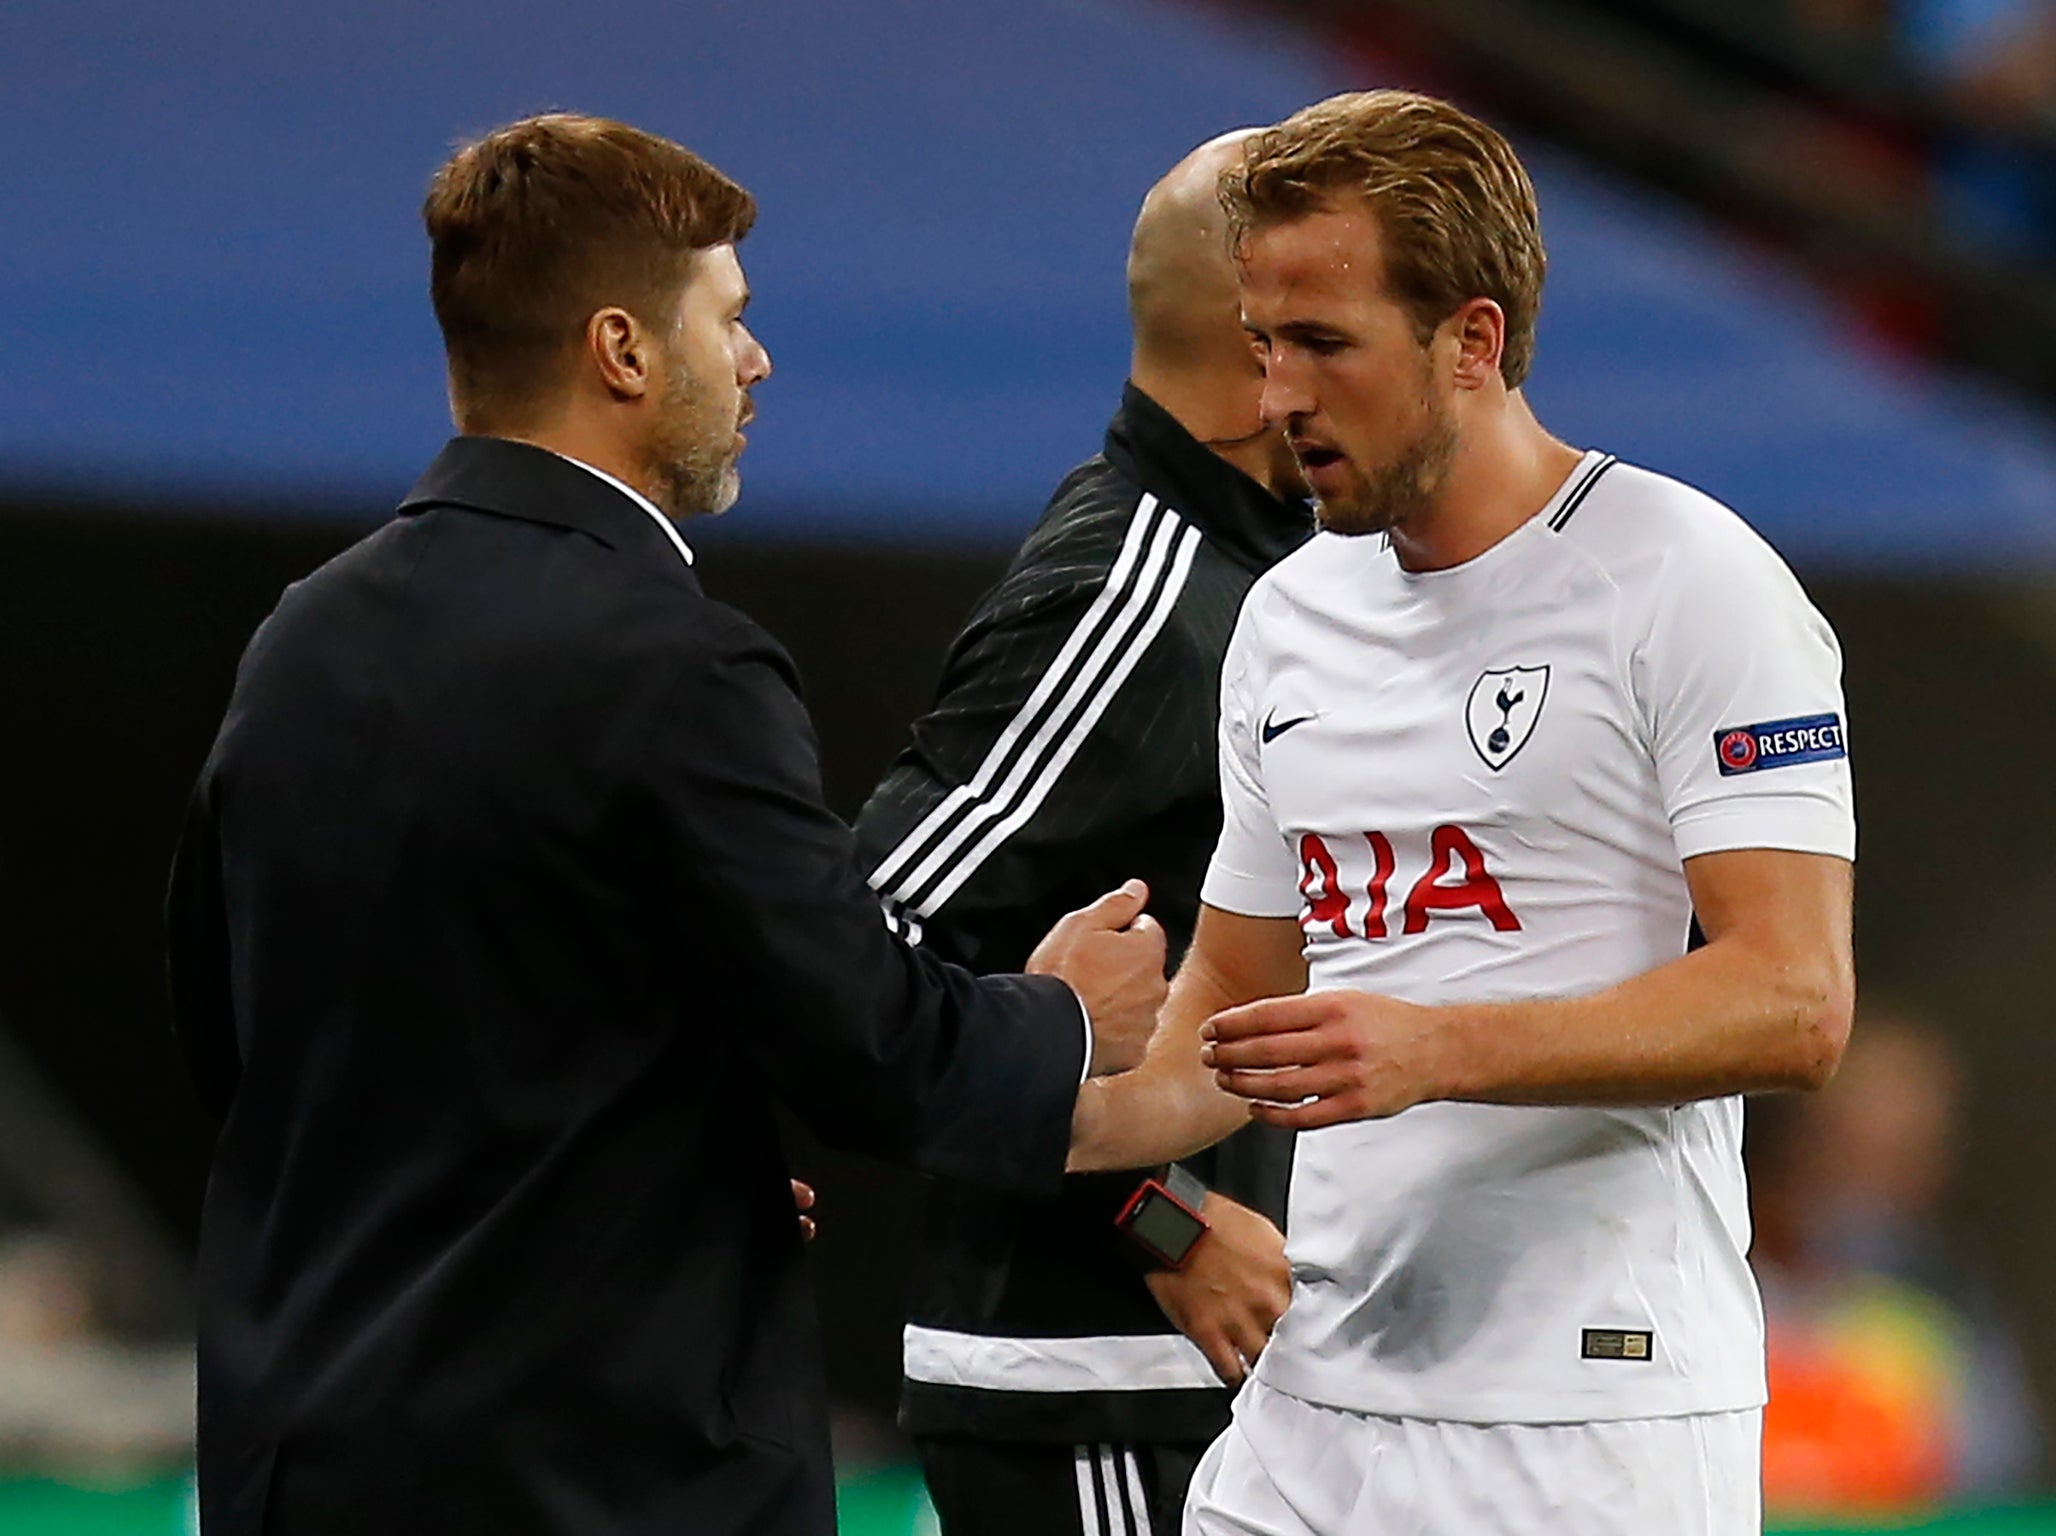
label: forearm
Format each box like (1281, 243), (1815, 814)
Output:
(1437, 927), (1854, 1108)
(1209, 850), (1856, 1130)
(1068, 951), (1254, 1171)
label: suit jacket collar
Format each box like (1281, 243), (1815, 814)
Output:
(398, 435), (695, 572)
(1102, 383), (1312, 576)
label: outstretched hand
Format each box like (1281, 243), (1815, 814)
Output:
(1201, 990), (1447, 1130)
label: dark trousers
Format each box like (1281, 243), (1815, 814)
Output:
(916, 1436), (1209, 1536)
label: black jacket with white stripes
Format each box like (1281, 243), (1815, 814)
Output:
(856, 385), (1312, 1444)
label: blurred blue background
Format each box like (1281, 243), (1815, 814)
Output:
(7, 0), (2056, 563)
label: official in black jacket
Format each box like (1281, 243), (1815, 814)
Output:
(165, 114), (1166, 1536)
(855, 134), (1313, 1535)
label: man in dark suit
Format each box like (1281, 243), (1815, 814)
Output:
(166, 113), (1168, 1536)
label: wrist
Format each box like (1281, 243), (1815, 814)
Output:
(1424, 1000), (1500, 1102)
(1067, 1078), (1108, 1172)
(1065, 983), (1104, 1080)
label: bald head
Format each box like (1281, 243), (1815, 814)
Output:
(1127, 129), (1258, 375)
(1124, 129), (1306, 499)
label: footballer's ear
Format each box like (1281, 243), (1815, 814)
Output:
(1447, 298), (1506, 390)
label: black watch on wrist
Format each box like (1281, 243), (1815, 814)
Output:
(1114, 1163), (1211, 1269)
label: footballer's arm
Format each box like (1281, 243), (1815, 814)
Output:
(1068, 902), (1307, 1171)
(1202, 847), (1854, 1130)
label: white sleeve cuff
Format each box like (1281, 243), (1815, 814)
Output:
(1671, 793), (1856, 863)
(1074, 988), (1094, 1084)
(1199, 863), (1302, 920)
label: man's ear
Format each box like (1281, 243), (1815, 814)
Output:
(1447, 298), (1506, 391)
(587, 307), (655, 402)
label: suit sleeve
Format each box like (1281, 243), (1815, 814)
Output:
(166, 773), (241, 1125)
(633, 612), (1086, 1196)
(855, 528), (1213, 972)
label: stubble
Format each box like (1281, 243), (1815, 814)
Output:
(646, 358), (741, 521)
(1313, 398), (1458, 539)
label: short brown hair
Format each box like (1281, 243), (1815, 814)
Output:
(424, 113), (756, 428)
(1222, 91), (1546, 388)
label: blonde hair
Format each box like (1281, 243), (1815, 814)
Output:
(1222, 91), (1545, 387)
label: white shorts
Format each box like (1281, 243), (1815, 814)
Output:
(1183, 1378), (1762, 1536)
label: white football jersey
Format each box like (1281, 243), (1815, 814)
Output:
(1201, 451), (1855, 1424)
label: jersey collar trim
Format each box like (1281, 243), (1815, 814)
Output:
(1544, 451), (1618, 533)
(1389, 448), (1615, 587)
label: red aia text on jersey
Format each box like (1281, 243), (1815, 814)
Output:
(1296, 826), (1520, 941)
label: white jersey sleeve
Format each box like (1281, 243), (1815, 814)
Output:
(1632, 511), (1855, 863)
(1201, 597), (1301, 917)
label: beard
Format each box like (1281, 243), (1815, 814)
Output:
(1311, 398), (1458, 539)
(645, 361), (742, 521)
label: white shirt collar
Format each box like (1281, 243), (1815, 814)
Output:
(551, 452), (695, 567)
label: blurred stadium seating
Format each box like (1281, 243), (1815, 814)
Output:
(8, 0), (2056, 562)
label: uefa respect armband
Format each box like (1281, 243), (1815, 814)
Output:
(1712, 712), (1847, 776)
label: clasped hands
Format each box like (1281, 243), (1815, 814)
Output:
(1201, 989), (1446, 1131)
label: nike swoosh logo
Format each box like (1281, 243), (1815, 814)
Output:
(1261, 712), (1315, 745)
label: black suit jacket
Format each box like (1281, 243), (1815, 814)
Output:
(166, 436), (1086, 1536)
